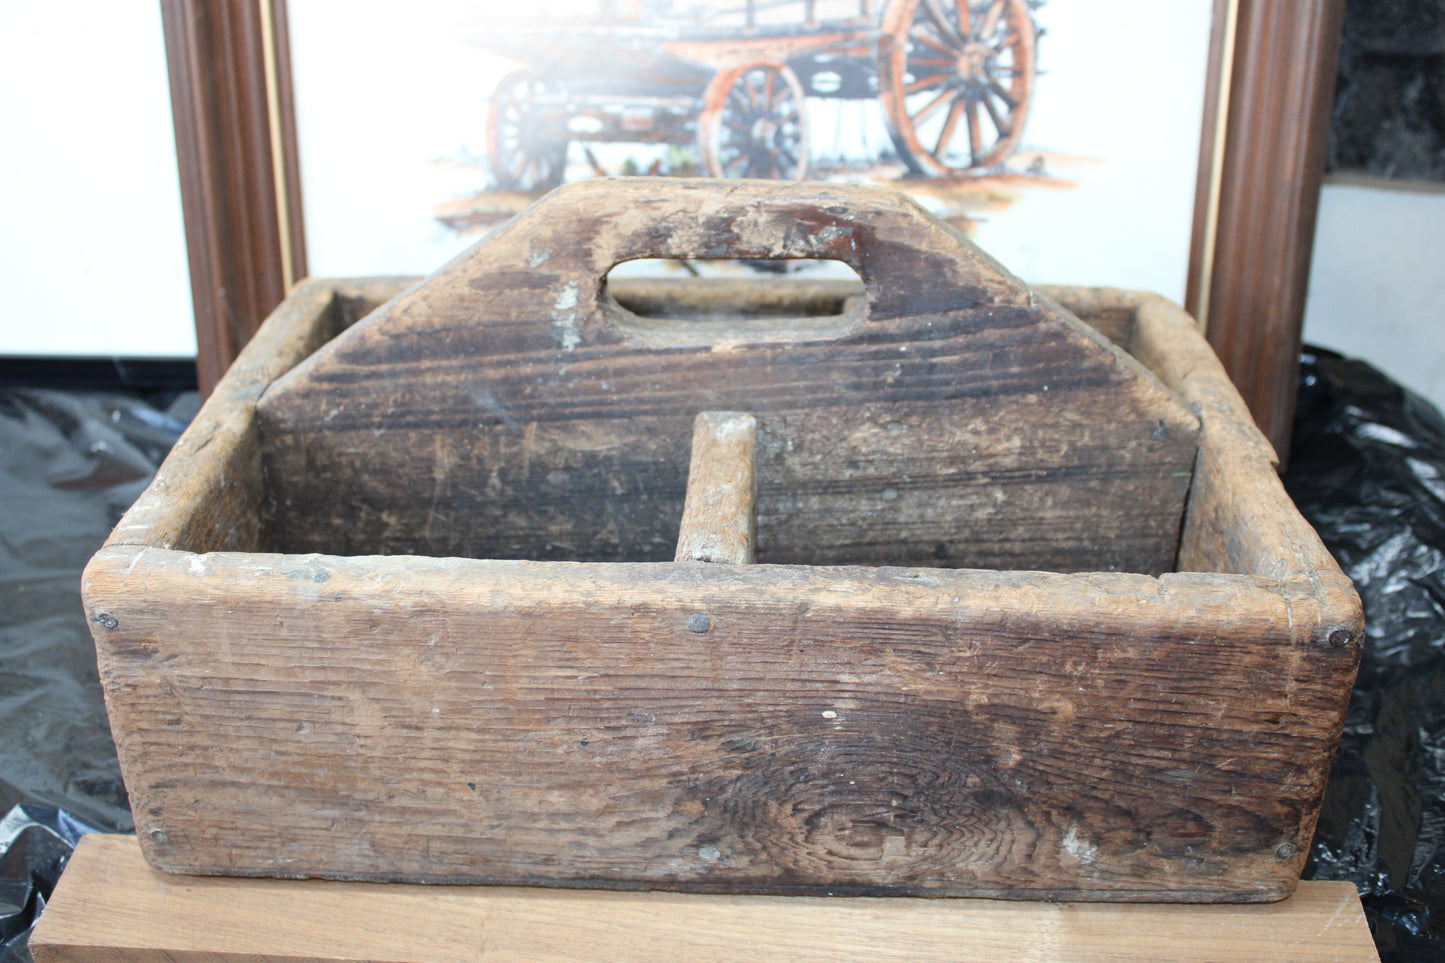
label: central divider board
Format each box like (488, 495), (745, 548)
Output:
(257, 178), (1200, 573)
(675, 411), (758, 565)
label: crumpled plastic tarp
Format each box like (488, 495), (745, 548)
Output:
(0, 385), (196, 962)
(0, 387), (195, 834)
(0, 804), (99, 963)
(1288, 348), (1445, 962)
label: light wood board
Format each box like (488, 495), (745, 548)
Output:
(31, 835), (1378, 963)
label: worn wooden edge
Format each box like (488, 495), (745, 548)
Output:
(84, 543), (1359, 645)
(1027, 287), (1203, 444)
(676, 411), (758, 564)
(1042, 290), (1361, 867)
(1042, 287), (1359, 608)
(29, 835), (1379, 963)
(97, 279), (338, 556)
(1129, 292), (1355, 590)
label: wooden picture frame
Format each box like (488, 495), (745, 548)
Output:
(163, 0), (1343, 461)
(1186, 0), (1346, 463)
(161, 0), (306, 397)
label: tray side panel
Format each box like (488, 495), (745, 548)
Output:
(85, 549), (1359, 901)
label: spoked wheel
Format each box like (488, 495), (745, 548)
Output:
(698, 60), (809, 180)
(879, 0), (1036, 176)
(486, 70), (569, 191)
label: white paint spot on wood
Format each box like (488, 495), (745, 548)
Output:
(187, 556), (206, 576)
(553, 282), (579, 313)
(124, 548), (152, 575)
(553, 282), (582, 350)
(1063, 827), (1097, 864)
(821, 710), (838, 720)
(553, 316), (582, 352)
(710, 417), (752, 442)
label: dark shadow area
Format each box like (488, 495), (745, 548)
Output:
(0, 380), (198, 835)
(1329, 0), (1445, 181)
(1290, 347), (1445, 961)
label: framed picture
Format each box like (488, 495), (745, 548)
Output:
(286, 0), (1210, 298)
(164, 0), (1343, 459)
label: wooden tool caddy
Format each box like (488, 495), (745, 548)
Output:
(83, 179), (1361, 902)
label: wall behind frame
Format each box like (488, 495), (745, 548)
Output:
(1302, 178), (1445, 414)
(0, 3), (195, 358)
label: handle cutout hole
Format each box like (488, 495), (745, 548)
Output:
(604, 259), (866, 346)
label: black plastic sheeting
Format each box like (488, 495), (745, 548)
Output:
(0, 805), (99, 963)
(1, 356), (1444, 960)
(0, 386), (197, 833)
(1290, 348), (1445, 961)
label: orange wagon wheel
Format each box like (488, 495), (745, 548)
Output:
(698, 60), (810, 180)
(486, 70), (570, 191)
(878, 0), (1036, 176)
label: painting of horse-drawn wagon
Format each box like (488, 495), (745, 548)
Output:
(290, 0), (1212, 303)
(481, 0), (1044, 189)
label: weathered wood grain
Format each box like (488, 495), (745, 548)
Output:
(82, 269), (1362, 899)
(254, 179), (1200, 574)
(675, 411), (757, 564)
(85, 544), (1358, 899)
(29, 835), (1380, 963)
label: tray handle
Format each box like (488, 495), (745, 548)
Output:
(487, 178), (1032, 326)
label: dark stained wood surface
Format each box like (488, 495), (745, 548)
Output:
(255, 179), (1199, 574)
(82, 276), (1362, 900)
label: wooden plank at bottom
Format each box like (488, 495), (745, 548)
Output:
(32, 835), (1378, 963)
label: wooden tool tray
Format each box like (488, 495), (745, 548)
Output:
(83, 179), (1361, 902)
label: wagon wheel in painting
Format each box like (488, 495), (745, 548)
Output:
(486, 70), (570, 191)
(698, 60), (810, 180)
(878, 0), (1036, 176)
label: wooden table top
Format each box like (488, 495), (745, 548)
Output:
(31, 834), (1378, 962)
